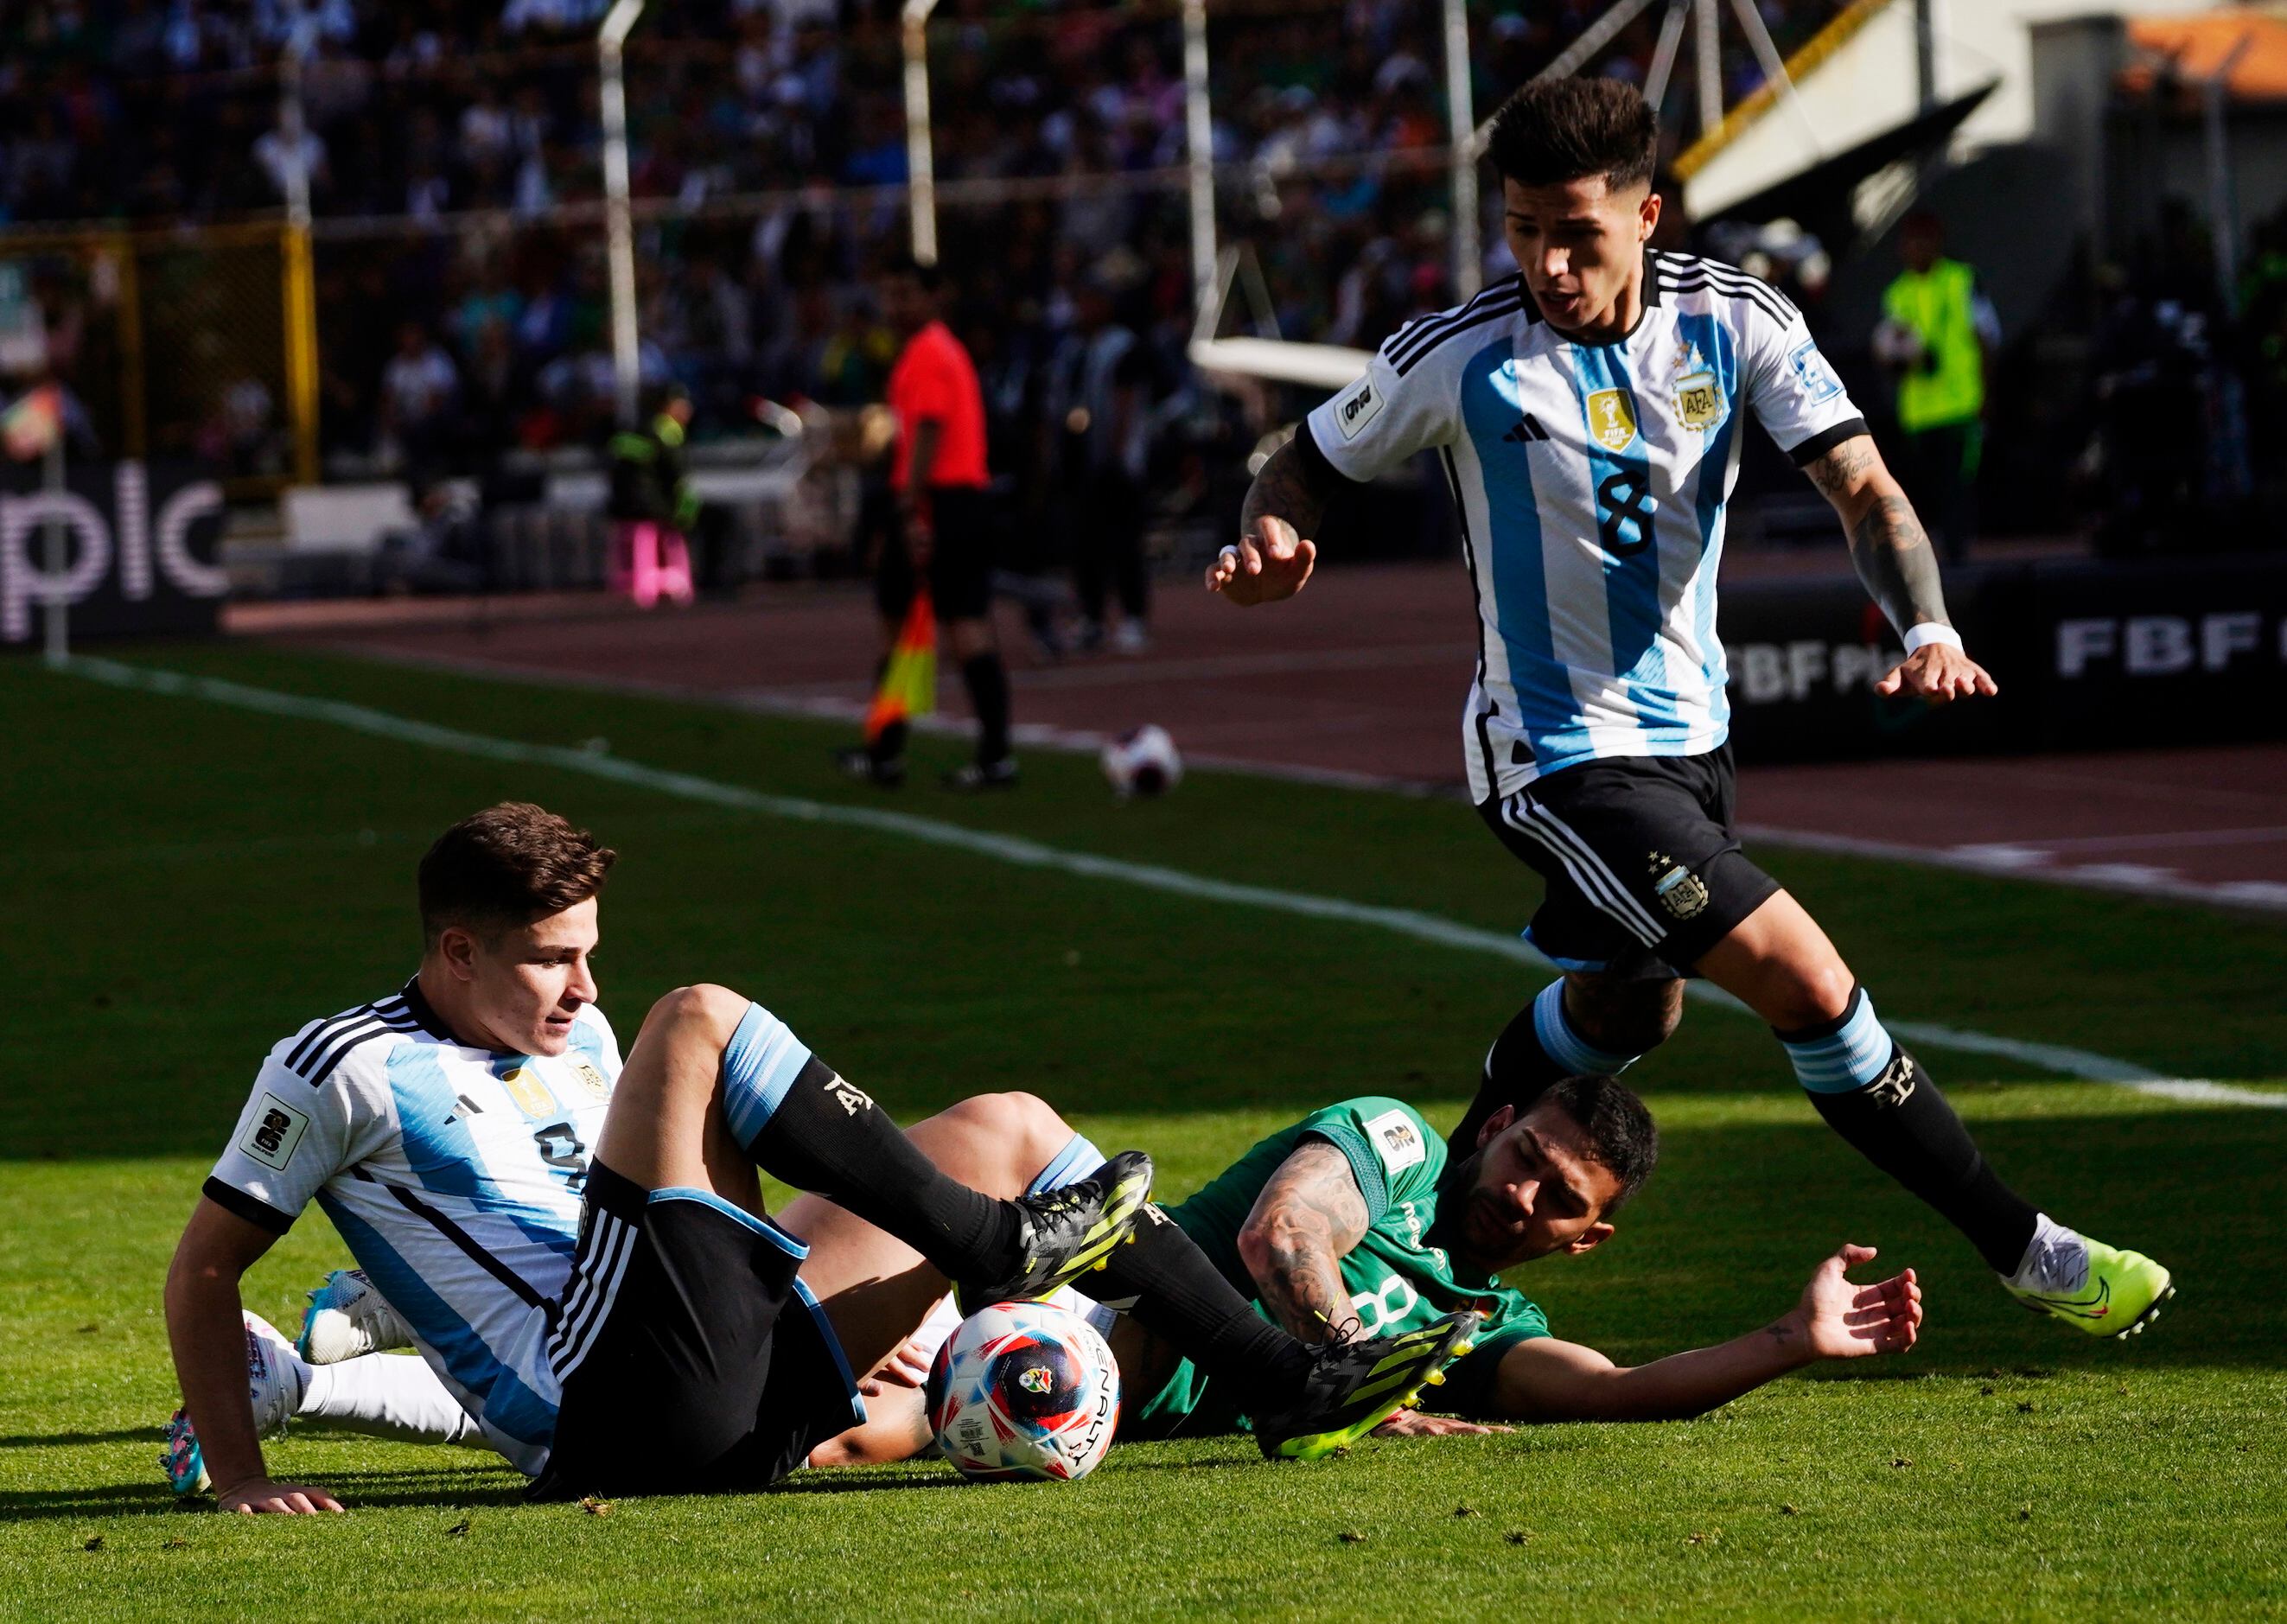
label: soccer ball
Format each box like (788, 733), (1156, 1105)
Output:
(926, 1299), (1121, 1482)
(1099, 724), (1183, 799)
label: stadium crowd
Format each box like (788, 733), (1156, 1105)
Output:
(3, 0), (1856, 471)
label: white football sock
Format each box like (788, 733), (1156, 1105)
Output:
(298, 1353), (481, 1447)
(2003, 1213), (2090, 1295)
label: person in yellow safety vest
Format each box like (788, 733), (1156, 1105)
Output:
(605, 384), (699, 608)
(1876, 211), (2000, 564)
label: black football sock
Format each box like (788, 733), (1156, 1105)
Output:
(959, 653), (1011, 766)
(727, 1049), (1019, 1280)
(1781, 989), (2040, 1274)
(1449, 979), (1644, 1156)
(1093, 1204), (1315, 1407)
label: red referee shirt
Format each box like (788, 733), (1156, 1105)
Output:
(886, 319), (989, 493)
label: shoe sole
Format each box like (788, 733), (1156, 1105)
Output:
(1271, 1316), (1481, 1462)
(2113, 1277), (2176, 1341)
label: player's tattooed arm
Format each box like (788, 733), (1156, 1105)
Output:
(1210, 436), (1335, 604)
(1803, 432), (1998, 704)
(1236, 1141), (1370, 1342)
(1802, 435), (1950, 633)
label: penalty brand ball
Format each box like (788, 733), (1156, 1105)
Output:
(1100, 724), (1183, 799)
(927, 1300), (1120, 1482)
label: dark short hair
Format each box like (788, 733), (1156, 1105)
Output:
(417, 803), (615, 944)
(1537, 1073), (1659, 1211)
(879, 252), (943, 294)
(1485, 76), (1660, 193)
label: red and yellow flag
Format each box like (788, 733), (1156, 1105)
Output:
(864, 589), (937, 742)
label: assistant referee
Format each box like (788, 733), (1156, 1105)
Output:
(839, 255), (1016, 791)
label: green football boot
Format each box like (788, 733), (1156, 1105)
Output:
(1253, 1310), (1482, 1462)
(2005, 1237), (2174, 1339)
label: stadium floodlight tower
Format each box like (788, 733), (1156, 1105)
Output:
(599, 0), (647, 429)
(903, 0), (941, 265)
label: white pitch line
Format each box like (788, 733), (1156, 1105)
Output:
(60, 654), (2286, 1109)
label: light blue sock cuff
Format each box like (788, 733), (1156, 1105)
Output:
(1028, 1133), (1106, 1195)
(720, 1001), (817, 1147)
(1781, 989), (1896, 1094)
(1532, 979), (1640, 1077)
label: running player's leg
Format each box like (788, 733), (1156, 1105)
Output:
(593, 986), (1147, 1300)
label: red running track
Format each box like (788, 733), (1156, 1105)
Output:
(243, 560), (2287, 913)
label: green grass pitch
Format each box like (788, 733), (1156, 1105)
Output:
(3, 642), (2284, 1620)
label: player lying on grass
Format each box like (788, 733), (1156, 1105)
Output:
(240, 1079), (1921, 1468)
(162, 803), (1475, 1512)
(1207, 73), (2169, 1339)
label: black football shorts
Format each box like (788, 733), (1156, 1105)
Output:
(1477, 744), (1779, 982)
(531, 1163), (866, 1500)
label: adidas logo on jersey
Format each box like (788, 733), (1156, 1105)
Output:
(1502, 413), (1551, 444)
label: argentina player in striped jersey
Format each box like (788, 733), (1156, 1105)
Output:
(1210, 77), (2170, 1339)
(165, 805), (1476, 1513)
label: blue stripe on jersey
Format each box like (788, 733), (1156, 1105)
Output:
(315, 1187), (540, 1436)
(387, 1046), (579, 1258)
(1457, 338), (1583, 771)
(720, 1002), (816, 1149)
(1571, 343), (1676, 730)
(1684, 310), (1741, 734)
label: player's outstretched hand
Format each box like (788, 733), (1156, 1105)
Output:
(1207, 515), (1316, 606)
(1795, 1244), (1921, 1360)
(1371, 1410), (1514, 1438)
(1876, 644), (1997, 705)
(219, 1477), (346, 1514)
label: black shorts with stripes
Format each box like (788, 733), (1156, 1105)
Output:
(1478, 745), (1778, 983)
(530, 1163), (865, 1500)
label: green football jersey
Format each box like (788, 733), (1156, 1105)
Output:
(1131, 1097), (1549, 1436)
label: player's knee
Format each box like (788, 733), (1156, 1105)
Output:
(1566, 976), (1684, 1057)
(946, 1091), (1070, 1169)
(648, 983), (747, 1034)
(1774, 962), (1857, 1031)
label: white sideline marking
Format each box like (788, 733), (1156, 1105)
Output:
(61, 654), (2286, 1110)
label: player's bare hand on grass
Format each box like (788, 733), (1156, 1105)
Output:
(219, 1478), (345, 1515)
(1793, 1244), (1921, 1360)
(1207, 516), (1316, 605)
(1371, 1410), (1514, 1438)
(1877, 645), (1997, 704)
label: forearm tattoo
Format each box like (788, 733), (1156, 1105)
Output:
(1244, 1142), (1370, 1342)
(1806, 437), (1950, 633)
(1239, 436), (1334, 546)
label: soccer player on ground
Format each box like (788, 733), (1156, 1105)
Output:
(234, 1079), (1923, 1468)
(1205, 76), (2170, 1338)
(836, 253), (1017, 791)
(162, 804), (1475, 1511)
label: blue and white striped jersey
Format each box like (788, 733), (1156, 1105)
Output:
(204, 980), (622, 1475)
(1303, 251), (1868, 801)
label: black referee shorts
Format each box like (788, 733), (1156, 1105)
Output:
(874, 485), (996, 622)
(532, 1163), (865, 1500)
(1478, 745), (1779, 983)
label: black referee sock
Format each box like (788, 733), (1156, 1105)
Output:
(959, 653), (1011, 766)
(738, 1059), (1021, 1280)
(1094, 1205), (1315, 1407)
(1801, 1047), (2040, 1275)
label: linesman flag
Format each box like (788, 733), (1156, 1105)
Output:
(865, 589), (937, 742)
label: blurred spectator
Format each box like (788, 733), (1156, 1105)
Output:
(1048, 258), (1156, 653)
(379, 319), (458, 470)
(1875, 210), (1998, 564)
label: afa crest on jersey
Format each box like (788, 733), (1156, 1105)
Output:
(1587, 388), (1640, 452)
(1675, 371), (1723, 430)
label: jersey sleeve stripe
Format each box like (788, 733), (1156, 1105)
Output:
(201, 1175), (296, 1234)
(299, 1013), (421, 1086)
(1392, 295), (1526, 377)
(1386, 276), (1526, 371)
(1786, 417), (1872, 466)
(1658, 264), (1800, 328)
(284, 999), (388, 1072)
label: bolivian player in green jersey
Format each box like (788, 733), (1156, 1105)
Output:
(269, 1078), (1923, 1464)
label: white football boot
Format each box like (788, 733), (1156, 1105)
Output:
(297, 1269), (416, 1364)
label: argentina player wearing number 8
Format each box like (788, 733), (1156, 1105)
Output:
(1208, 76), (2171, 1337)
